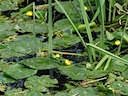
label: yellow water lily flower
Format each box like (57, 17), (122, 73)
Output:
(64, 59), (72, 66)
(26, 11), (33, 16)
(84, 6), (88, 11)
(55, 54), (60, 58)
(115, 40), (121, 45)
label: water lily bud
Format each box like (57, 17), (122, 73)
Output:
(64, 59), (72, 66)
(26, 11), (33, 16)
(115, 40), (121, 45)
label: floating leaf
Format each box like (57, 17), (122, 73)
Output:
(20, 57), (59, 70)
(5, 88), (43, 96)
(25, 75), (58, 92)
(0, 0), (18, 11)
(7, 35), (45, 54)
(3, 64), (37, 79)
(53, 34), (81, 48)
(17, 21), (48, 33)
(0, 73), (15, 83)
(55, 0), (81, 18)
(69, 87), (96, 96)
(59, 66), (91, 80)
(110, 81), (128, 95)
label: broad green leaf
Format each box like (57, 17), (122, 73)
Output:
(17, 21), (48, 33)
(0, 0), (18, 11)
(55, 87), (96, 96)
(58, 66), (91, 80)
(25, 75), (58, 92)
(5, 88), (43, 96)
(89, 70), (108, 78)
(24, 91), (44, 96)
(106, 31), (115, 40)
(55, 92), (69, 96)
(122, 68), (128, 79)
(20, 57), (59, 70)
(0, 73), (15, 83)
(54, 18), (81, 30)
(7, 35), (45, 54)
(3, 64), (37, 79)
(111, 59), (127, 72)
(110, 81), (128, 95)
(53, 34), (81, 48)
(55, 1), (80, 19)
(69, 87), (96, 96)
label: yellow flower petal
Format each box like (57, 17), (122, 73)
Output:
(55, 54), (60, 58)
(26, 11), (33, 16)
(84, 6), (88, 10)
(115, 40), (120, 45)
(64, 59), (72, 66)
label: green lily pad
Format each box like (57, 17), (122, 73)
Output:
(0, 0), (18, 11)
(55, 87), (96, 96)
(8, 35), (45, 54)
(0, 73), (15, 83)
(3, 64), (37, 79)
(25, 75), (58, 92)
(20, 57), (59, 70)
(17, 21), (48, 33)
(58, 66), (91, 80)
(53, 34), (81, 48)
(110, 81), (128, 95)
(5, 88), (43, 96)
(55, 0), (81, 19)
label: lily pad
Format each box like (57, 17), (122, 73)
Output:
(8, 35), (45, 54)
(53, 34), (81, 48)
(0, 0), (18, 11)
(58, 65), (91, 80)
(20, 57), (59, 70)
(3, 64), (37, 79)
(17, 21), (48, 33)
(110, 81), (128, 95)
(0, 73), (15, 83)
(25, 75), (58, 92)
(5, 88), (43, 96)
(55, 0), (81, 19)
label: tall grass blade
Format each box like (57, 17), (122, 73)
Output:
(117, 18), (128, 55)
(78, 0), (96, 60)
(99, 0), (105, 49)
(108, 0), (112, 22)
(48, 0), (53, 57)
(55, 0), (93, 62)
(33, 2), (37, 53)
(87, 43), (128, 64)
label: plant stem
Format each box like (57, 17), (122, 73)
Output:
(33, 2), (37, 53)
(108, 0), (112, 22)
(48, 0), (53, 57)
(95, 55), (108, 70)
(117, 18), (128, 55)
(99, 0), (105, 49)
(87, 43), (128, 64)
(112, 5), (116, 21)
